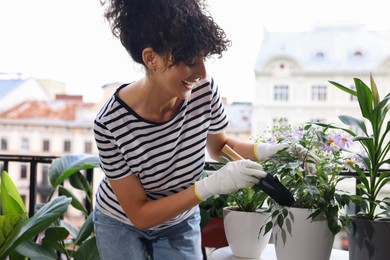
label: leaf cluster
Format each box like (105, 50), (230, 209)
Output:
(0, 154), (101, 260)
(326, 75), (390, 220)
(257, 121), (353, 235)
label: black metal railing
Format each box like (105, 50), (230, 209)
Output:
(0, 154), (94, 217)
(1, 155), (388, 218)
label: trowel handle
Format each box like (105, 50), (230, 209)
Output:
(221, 144), (244, 161)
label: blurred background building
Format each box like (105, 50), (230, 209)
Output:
(253, 23), (390, 134)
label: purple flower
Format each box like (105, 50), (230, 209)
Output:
(321, 132), (337, 152)
(334, 133), (354, 149)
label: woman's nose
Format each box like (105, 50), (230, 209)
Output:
(196, 59), (207, 79)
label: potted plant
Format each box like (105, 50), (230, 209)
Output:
(0, 154), (100, 260)
(253, 119), (353, 260)
(222, 184), (271, 259)
(202, 151), (271, 259)
(322, 75), (390, 260)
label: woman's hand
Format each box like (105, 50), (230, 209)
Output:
(194, 160), (266, 201)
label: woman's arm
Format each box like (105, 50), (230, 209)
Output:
(110, 174), (199, 230)
(206, 132), (257, 161)
(111, 132), (259, 230)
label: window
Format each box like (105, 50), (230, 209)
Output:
(1, 138), (7, 150)
(274, 85), (289, 101)
(350, 85), (358, 102)
(310, 118), (325, 123)
(311, 85), (327, 101)
(315, 51), (324, 58)
(41, 165), (49, 185)
(20, 164), (28, 179)
(21, 138), (29, 151)
(21, 195), (26, 205)
(354, 50), (363, 57)
(64, 140), (71, 152)
(84, 141), (92, 154)
(43, 139), (50, 152)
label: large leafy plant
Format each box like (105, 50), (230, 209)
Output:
(253, 120), (353, 235)
(323, 75), (390, 220)
(0, 154), (100, 260)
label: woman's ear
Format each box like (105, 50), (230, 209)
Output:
(142, 47), (157, 71)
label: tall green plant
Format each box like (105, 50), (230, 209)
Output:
(326, 75), (390, 220)
(0, 154), (101, 259)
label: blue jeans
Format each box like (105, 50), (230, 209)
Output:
(93, 208), (202, 260)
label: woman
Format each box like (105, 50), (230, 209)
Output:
(93, 0), (285, 259)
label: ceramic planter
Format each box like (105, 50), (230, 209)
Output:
(273, 207), (334, 260)
(348, 216), (390, 260)
(223, 206), (271, 259)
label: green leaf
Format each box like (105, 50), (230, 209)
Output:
(69, 172), (90, 193)
(58, 186), (88, 215)
(44, 226), (69, 241)
(313, 122), (357, 137)
(329, 81), (357, 96)
(1, 196), (71, 257)
(338, 115), (368, 136)
(73, 213), (94, 246)
(60, 220), (79, 239)
(49, 155), (99, 188)
(73, 237), (100, 260)
(370, 74), (380, 107)
(263, 221), (273, 235)
(354, 78), (373, 120)
(277, 213), (284, 228)
(0, 214), (27, 255)
(14, 240), (57, 260)
(0, 171), (27, 215)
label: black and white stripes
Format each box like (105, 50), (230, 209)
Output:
(94, 76), (228, 229)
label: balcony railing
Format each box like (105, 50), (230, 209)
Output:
(0, 154), (94, 217)
(0, 154), (388, 218)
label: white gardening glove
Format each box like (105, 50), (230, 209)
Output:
(194, 160), (267, 201)
(254, 142), (288, 161)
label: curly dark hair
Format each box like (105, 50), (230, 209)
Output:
(100, 0), (231, 66)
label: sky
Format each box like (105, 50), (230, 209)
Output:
(1, 0), (390, 103)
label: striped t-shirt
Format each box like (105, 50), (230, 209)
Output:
(93, 76), (228, 229)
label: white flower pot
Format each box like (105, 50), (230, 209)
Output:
(273, 207), (334, 260)
(223, 206), (271, 259)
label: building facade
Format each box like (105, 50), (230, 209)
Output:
(0, 94), (102, 220)
(253, 23), (390, 135)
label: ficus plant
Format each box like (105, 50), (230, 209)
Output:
(0, 154), (100, 260)
(254, 121), (352, 236)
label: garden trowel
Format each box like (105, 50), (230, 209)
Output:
(221, 144), (295, 207)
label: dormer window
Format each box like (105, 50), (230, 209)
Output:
(315, 52), (325, 58)
(354, 50), (363, 57)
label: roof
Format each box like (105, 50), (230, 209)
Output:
(254, 23), (390, 73)
(0, 99), (95, 121)
(0, 79), (24, 98)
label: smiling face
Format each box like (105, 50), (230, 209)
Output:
(148, 51), (207, 100)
